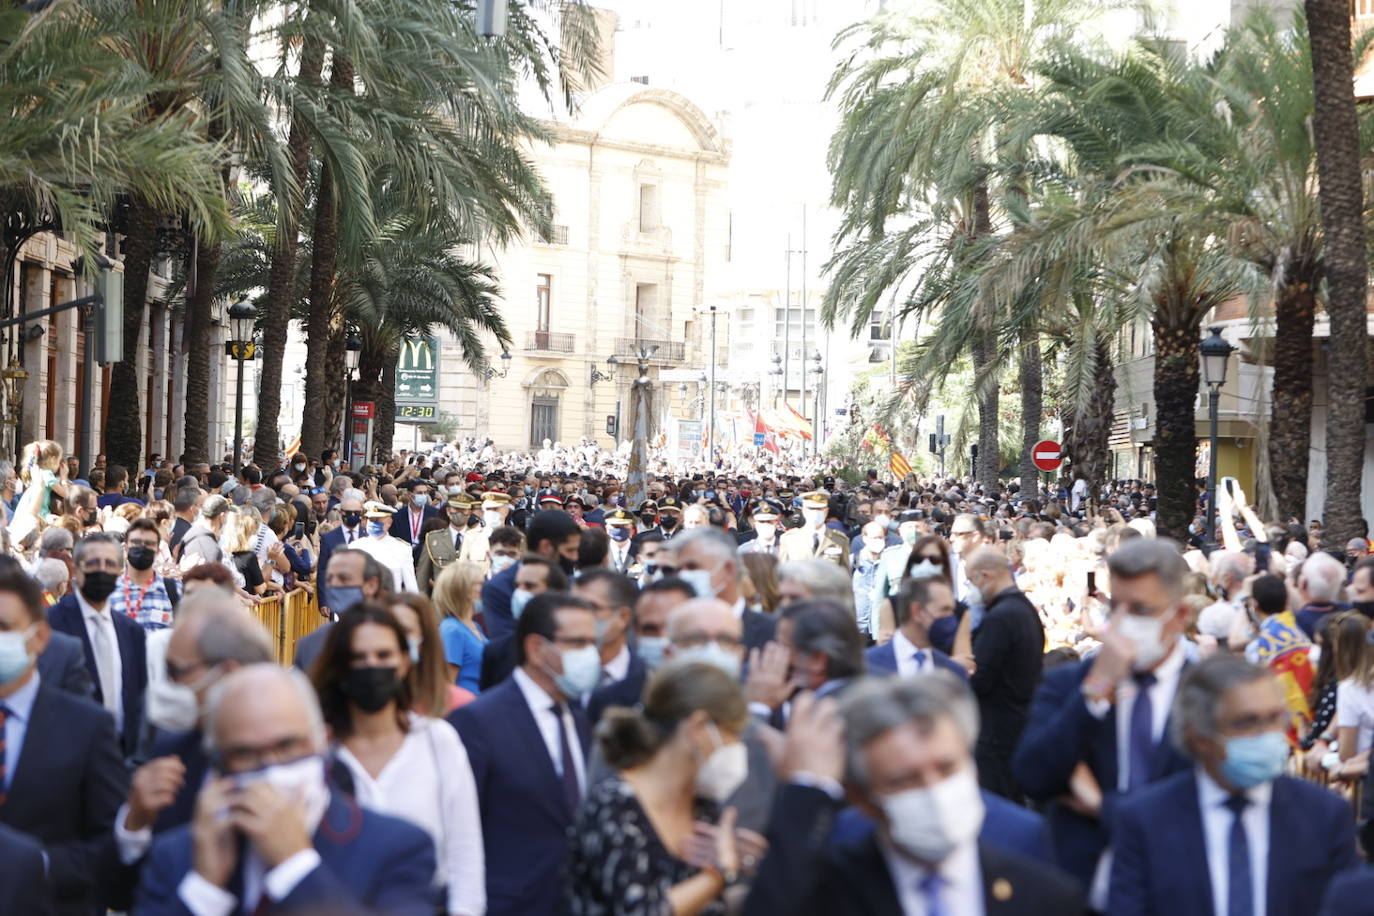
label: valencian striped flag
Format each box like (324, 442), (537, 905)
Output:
(890, 450), (912, 479)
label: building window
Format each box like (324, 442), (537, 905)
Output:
(531, 396), (559, 447)
(639, 184), (660, 232)
(869, 310), (890, 341)
(536, 274), (552, 335)
(635, 284), (659, 338)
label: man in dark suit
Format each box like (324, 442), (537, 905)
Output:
(747, 674), (1084, 916)
(47, 533), (147, 757)
(449, 592), (598, 916)
(37, 629), (94, 698)
(481, 509), (582, 643)
(1320, 868), (1374, 915)
(390, 479), (439, 561)
(572, 568), (643, 698)
(866, 575), (968, 680)
(585, 577), (695, 724)
(1013, 538), (1195, 895)
(478, 555), (568, 690)
(135, 664), (436, 915)
(314, 491), (364, 597)
(964, 545), (1043, 799)
(105, 591), (276, 909)
(1109, 655), (1358, 915)
(667, 526), (776, 651)
(777, 600), (866, 701)
(0, 822), (53, 915)
(293, 548), (385, 672)
(0, 556), (127, 916)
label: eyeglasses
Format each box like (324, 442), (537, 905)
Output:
(672, 633), (742, 651)
(215, 738), (316, 775)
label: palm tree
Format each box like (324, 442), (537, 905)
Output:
(1306, 0), (1368, 543)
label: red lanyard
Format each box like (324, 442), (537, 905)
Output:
(121, 574), (153, 621)
(410, 510), (422, 541)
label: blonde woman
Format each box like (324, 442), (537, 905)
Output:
(12, 439), (68, 547)
(225, 512), (273, 597)
(432, 561), (487, 693)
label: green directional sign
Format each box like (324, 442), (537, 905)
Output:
(395, 336), (440, 407)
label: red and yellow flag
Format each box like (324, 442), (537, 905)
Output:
(890, 450), (912, 479)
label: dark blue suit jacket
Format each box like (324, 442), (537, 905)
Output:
(37, 629), (95, 699)
(0, 822), (54, 916)
(864, 640), (969, 680)
(134, 790), (437, 916)
(1320, 866), (1374, 915)
(826, 789), (1054, 864)
(1110, 772), (1358, 916)
(47, 594), (147, 757)
(0, 680), (126, 916)
(481, 562), (520, 643)
(390, 505), (438, 556)
(314, 525), (351, 595)
(448, 675), (591, 916)
(585, 651), (649, 725)
(1011, 657), (1192, 886)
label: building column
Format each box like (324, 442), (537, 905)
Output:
(19, 263), (52, 452)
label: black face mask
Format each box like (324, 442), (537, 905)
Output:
(339, 666), (402, 713)
(341, 511), (362, 528)
(127, 546), (156, 571)
(1353, 601), (1374, 621)
(559, 556), (577, 576)
(79, 570), (118, 603)
(640, 514), (656, 527)
(467, 515), (481, 528)
(660, 516), (678, 531)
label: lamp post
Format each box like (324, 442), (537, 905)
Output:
(809, 350), (824, 457)
(480, 350), (512, 382)
(343, 335), (361, 464)
(226, 297), (256, 472)
(1200, 326), (1235, 553)
(707, 305), (718, 465)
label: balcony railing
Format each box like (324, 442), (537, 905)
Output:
(525, 330), (575, 353)
(538, 225), (569, 245)
(613, 338), (685, 361)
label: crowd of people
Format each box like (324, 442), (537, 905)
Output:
(3, 434), (1374, 914)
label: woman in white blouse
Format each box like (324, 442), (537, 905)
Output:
(310, 601), (485, 916)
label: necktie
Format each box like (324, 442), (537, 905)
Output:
(1127, 671), (1157, 791)
(1225, 794), (1253, 916)
(345, 528), (354, 544)
(912, 649), (927, 671)
(0, 705), (8, 803)
(919, 872), (946, 916)
(551, 703), (581, 814)
(812, 533), (821, 555)
(454, 530), (461, 550)
(91, 613), (119, 718)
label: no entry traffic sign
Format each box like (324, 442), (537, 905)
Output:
(1031, 439), (1063, 472)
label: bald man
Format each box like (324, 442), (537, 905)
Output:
(135, 665), (436, 915)
(964, 545), (1044, 801)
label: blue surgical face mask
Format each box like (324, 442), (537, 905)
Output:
(366, 520), (386, 537)
(637, 635), (669, 670)
(676, 641), (742, 680)
(412, 494), (430, 508)
(0, 625), (35, 686)
(608, 526), (631, 542)
(928, 614), (959, 655)
(1219, 730), (1289, 790)
(408, 637), (422, 664)
(323, 585), (364, 615)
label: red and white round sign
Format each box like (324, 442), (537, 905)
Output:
(1031, 440), (1063, 472)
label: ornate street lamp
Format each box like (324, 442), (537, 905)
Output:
(809, 350), (824, 457)
(481, 350), (512, 382)
(1200, 326), (1235, 552)
(226, 297), (256, 471)
(0, 359), (28, 426)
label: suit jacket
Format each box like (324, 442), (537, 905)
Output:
(745, 784), (1083, 916)
(968, 587), (1042, 798)
(37, 629), (95, 699)
(1320, 866), (1374, 916)
(865, 640), (969, 680)
(390, 505), (438, 558)
(0, 680), (126, 916)
(605, 542), (636, 575)
(585, 652), (649, 725)
(416, 526), (462, 594)
(0, 822), (55, 916)
(448, 676), (591, 916)
(134, 790), (437, 916)
(1110, 772), (1358, 916)
(478, 634), (516, 691)
(741, 607), (777, 652)
(47, 594), (147, 757)
(315, 525), (351, 594)
(779, 526), (852, 570)
(293, 621), (334, 673)
(827, 789), (1055, 864)
(1011, 657), (1192, 886)
(480, 562), (520, 643)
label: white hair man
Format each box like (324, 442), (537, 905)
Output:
(1295, 551), (1346, 640)
(667, 527), (776, 651)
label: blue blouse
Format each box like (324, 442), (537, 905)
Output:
(439, 616), (487, 694)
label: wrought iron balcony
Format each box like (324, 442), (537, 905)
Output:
(613, 338), (685, 361)
(525, 330), (575, 353)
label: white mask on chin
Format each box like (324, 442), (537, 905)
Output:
(1116, 612), (1168, 671)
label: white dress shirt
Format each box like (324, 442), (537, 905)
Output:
(513, 667), (586, 791)
(891, 629), (935, 678)
(602, 643), (631, 685)
(1197, 767), (1271, 916)
(608, 542), (632, 572)
(336, 716), (485, 916)
(352, 534), (419, 593)
(1110, 637), (1187, 791)
(879, 837), (984, 916)
(76, 589), (123, 728)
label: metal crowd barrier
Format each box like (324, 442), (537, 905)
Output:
(249, 588), (325, 664)
(1291, 751), (1364, 816)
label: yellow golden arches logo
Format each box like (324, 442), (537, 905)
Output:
(400, 337), (434, 370)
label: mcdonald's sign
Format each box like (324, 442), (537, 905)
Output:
(395, 336), (440, 409)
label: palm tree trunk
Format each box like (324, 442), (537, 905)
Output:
(322, 318), (347, 451)
(972, 182), (999, 492)
(252, 34), (326, 469)
(1268, 275), (1317, 522)
(1151, 316), (1201, 538)
(374, 353), (397, 461)
(1018, 325), (1043, 499)
(1308, 0), (1369, 544)
(1065, 336), (1116, 514)
(299, 55), (353, 461)
(104, 196), (158, 472)
(182, 235), (221, 465)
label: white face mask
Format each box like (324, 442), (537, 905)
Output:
(754, 521), (776, 541)
(145, 664), (223, 733)
(695, 722), (748, 803)
(880, 766), (984, 864)
(482, 509), (503, 527)
(550, 644), (602, 698)
(1117, 612), (1168, 671)
(490, 554), (517, 575)
(803, 507), (827, 527)
(233, 754), (330, 828)
(675, 642), (743, 680)
(680, 567), (719, 600)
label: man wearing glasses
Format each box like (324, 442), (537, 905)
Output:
(48, 533), (148, 758)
